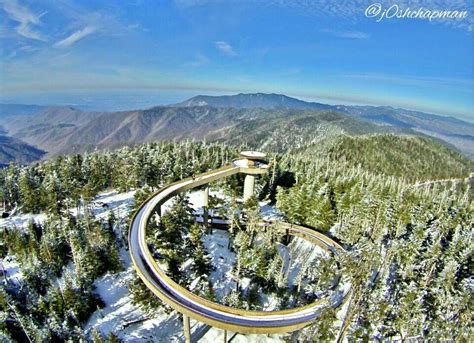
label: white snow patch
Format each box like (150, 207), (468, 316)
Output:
(260, 292), (280, 311)
(0, 256), (22, 286)
(86, 268), (211, 342)
(0, 190), (135, 233)
(55, 261), (76, 288)
(285, 237), (327, 286)
(0, 212), (46, 231)
(69, 190), (136, 224)
(186, 189), (227, 209)
(91, 190), (136, 219)
(202, 229), (237, 299)
(240, 277), (251, 292)
(259, 201), (282, 221)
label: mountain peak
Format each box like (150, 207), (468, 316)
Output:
(175, 92), (331, 110)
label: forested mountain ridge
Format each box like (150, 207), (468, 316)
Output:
(176, 93), (473, 157)
(174, 92), (333, 110)
(177, 93), (473, 135)
(0, 93), (472, 164)
(214, 111), (415, 153)
(293, 134), (473, 182)
(0, 106), (415, 159)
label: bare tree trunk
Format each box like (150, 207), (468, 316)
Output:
(7, 302), (33, 343)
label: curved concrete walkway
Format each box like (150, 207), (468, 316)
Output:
(129, 161), (351, 334)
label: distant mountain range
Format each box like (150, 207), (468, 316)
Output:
(0, 93), (472, 164)
(178, 93), (473, 151)
(175, 93), (333, 110)
(177, 93), (474, 156)
(0, 135), (45, 167)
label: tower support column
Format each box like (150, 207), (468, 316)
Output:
(243, 174), (255, 202)
(183, 314), (191, 343)
(203, 186), (210, 232)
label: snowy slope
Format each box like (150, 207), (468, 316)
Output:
(1, 188), (312, 342)
(84, 189), (284, 342)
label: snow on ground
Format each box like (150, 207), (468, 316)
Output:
(85, 263), (193, 342)
(202, 229), (237, 299)
(83, 257), (190, 342)
(0, 212), (47, 231)
(259, 201), (282, 221)
(90, 190), (136, 221)
(55, 261), (76, 288)
(66, 190), (136, 225)
(0, 256), (22, 286)
(187, 189), (226, 209)
(84, 235), (190, 342)
(0, 190), (135, 232)
(1, 188), (329, 342)
(83, 189), (235, 342)
(85, 189), (349, 342)
(259, 292), (281, 311)
(86, 245), (215, 342)
(285, 237), (327, 286)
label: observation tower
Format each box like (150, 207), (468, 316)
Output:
(128, 151), (350, 342)
(235, 150), (268, 202)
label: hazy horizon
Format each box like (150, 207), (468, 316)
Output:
(1, 89), (473, 124)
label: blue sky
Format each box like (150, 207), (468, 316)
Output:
(0, 0), (473, 120)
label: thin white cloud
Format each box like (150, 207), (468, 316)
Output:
(184, 53), (209, 67)
(215, 41), (238, 57)
(54, 26), (96, 48)
(19, 44), (38, 52)
(2, 0), (47, 41)
(321, 29), (370, 39)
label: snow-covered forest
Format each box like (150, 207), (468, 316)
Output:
(147, 193), (343, 312)
(274, 149), (472, 341)
(0, 136), (472, 342)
